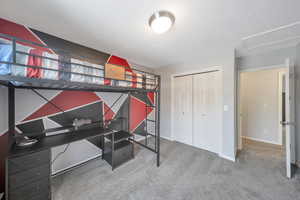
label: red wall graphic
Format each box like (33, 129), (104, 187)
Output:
(107, 55), (132, 72)
(0, 17), (154, 193)
(24, 91), (101, 122)
(0, 18), (53, 53)
(130, 96), (153, 132)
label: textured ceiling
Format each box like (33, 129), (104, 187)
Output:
(1, 0), (300, 68)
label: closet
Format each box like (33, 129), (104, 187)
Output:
(173, 75), (193, 146)
(173, 70), (222, 154)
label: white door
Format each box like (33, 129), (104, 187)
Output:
(173, 76), (193, 145)
(192, 71), (222, 154)
(285, 59), (296, 178)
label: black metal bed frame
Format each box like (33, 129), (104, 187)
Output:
(0, 33), (161, 168)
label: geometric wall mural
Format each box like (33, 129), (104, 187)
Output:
(0, 17), (155, 192)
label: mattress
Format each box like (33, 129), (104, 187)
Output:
(0, 42), (13, 75)
(42, 52), (59, 80)
(70, 58), (85, 82)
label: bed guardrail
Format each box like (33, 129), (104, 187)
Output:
(0, 33), (159, 91)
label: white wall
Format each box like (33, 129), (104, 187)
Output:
(237, 45), (300, 166)
(237, 47), (296, 71)
(129, 62), (155, 73)
(296, 44), (300, 167)
(240, 68), (285, 145)
(156, 70), (172, 140)
(155, 48), (237, 161)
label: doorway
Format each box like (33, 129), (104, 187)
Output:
(238, 62), (296, 178)
(239, 68), (286, 146)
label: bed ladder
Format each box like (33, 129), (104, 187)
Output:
(144, 103), (157, 149)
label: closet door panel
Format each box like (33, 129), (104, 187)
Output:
(193, 71), (222, 154)
(174, 76), (193, 145)
(192, 74), (206, 149)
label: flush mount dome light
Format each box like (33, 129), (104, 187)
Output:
(149, 11), (175, 34)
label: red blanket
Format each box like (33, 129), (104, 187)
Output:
(27, 49), (43, 78)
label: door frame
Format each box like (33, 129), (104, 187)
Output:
(278, 71), (285, 146)
(237, 63), (287, 150)
(170, 66), (223, 151)
(285, 58), (296, 178)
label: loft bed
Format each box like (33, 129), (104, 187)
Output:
(0, 33), (159, 93)
(0, 33), (161, 169)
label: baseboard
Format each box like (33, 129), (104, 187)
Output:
(242, 136), (281, 146)
(135, 134), (173, 141)
(135, 135), (152, 142)
(219, 153), (236, 162)
(160, 135), (173, 141)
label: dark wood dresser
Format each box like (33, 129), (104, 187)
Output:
(6, 150), (51, 200)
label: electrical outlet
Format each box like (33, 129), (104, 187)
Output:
(224, 105), (229, 111)
(263, 129), (268, 137)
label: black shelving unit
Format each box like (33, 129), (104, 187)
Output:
(103, 131), (134, 170)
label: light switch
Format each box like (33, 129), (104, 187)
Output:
(224, 105), (229, 111)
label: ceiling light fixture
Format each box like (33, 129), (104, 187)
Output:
(149, 11), (175, 34)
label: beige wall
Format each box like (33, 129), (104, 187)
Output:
(240, 68), (285, 145)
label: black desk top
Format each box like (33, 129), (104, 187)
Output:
(105, 130), (132, 143)
(9, 126), (113, 158)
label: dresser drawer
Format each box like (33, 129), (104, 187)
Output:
(9, 178), (50, 200)
(8, 150), (50, 174)
(9, 164), (50, 190)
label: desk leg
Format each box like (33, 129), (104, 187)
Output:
(101, 136), (104, 160)
(111, 132), (115, 171)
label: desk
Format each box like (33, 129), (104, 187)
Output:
(6, 127), (113, 200)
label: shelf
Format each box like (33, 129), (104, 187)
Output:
(105, 131), (132, 143)
(134, 131), (156, 137)
(103, 140), (134, 169)
(9, 126), (113, 158)
(104, 140), (133, 153)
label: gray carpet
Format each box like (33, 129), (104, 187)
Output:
(52, 138), (300, 200)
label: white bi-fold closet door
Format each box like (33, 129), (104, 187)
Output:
(192, 71), (222, 154)
(173, 71), (222, 154)
(173, 75), (193, 146)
